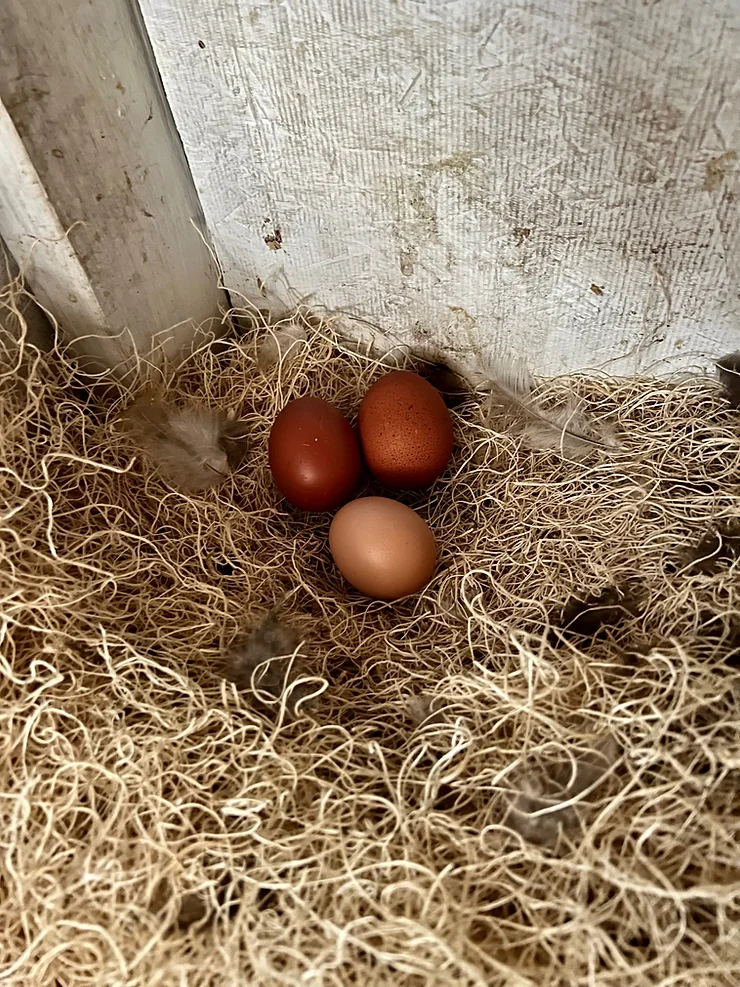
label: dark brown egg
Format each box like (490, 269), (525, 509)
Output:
(268, 396), (361, 511)
(329, 497), (437, 600)
(358, 370), (453, 489)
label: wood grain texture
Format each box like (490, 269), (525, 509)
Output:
(0, 0), (222, 373)
(1, 235), (53, 352)
(139, 0), (740, 376)
(0, 100), (117, 366)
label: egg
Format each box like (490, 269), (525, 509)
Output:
(358, 370), (453, 489)
(268, 396), (362, 511)
(329, 496), (437, 600)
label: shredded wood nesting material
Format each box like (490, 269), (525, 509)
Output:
(1, 284), (740, 987)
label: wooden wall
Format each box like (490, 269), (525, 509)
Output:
(138, 0), (740, 377)
(0, 0), (223, 375)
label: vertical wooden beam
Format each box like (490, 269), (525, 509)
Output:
(1, 234), (53, 352)
(0, 0), (222, 375)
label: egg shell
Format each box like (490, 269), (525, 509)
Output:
(358, 370), (454, 489)
(268, 396), (362, 511)
(329, 496), (437, 600)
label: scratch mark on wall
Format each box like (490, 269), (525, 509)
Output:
(480, 14), (504, 52)
(398, 68), (422, 110)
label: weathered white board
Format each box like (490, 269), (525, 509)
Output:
(0, 0), (222, 374)
(139, 0), (739, 377)
(1, 234), (53, 351)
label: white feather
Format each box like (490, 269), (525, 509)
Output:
(257, 323), (308, 374)
(484, 356), (621, 460)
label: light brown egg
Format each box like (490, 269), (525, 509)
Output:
(329, 496), (437, 600)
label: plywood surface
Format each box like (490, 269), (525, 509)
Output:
(142, 0), (738, 374)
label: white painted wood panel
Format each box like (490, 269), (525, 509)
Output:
(0, 100), (117, 366)
(139, 0), (739, 376)
(0, 0), (222, 374)
(1, 235), (53, 352)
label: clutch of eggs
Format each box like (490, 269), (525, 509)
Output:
(267, 370), (452, 601)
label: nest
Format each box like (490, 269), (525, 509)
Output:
(1, 281), (740, 987)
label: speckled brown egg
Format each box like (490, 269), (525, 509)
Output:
(358, 370), (453, 489)
(329, 497), (437, 600)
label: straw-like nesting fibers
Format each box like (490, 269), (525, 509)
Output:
(1, 282), (740, 986)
